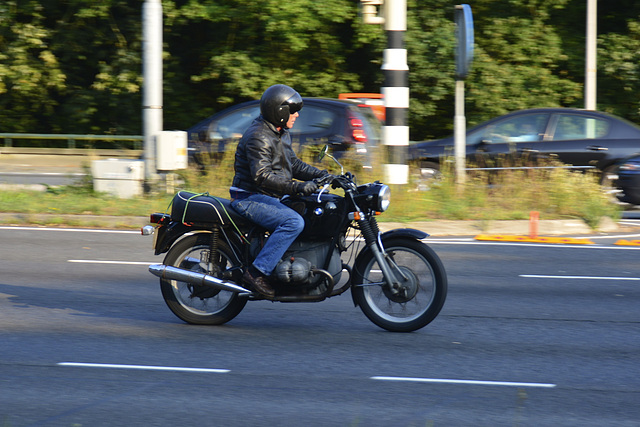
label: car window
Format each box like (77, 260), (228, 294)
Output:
(290, 105), (337, 135)
(472, 113), (550, 144)
(551, 114), (609, 140)
(207, 105), (260, 141)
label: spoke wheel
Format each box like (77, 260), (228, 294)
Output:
(352, 238), (447, 332)
(160, 234), (246, 325)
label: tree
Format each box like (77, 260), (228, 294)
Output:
(0, 1), (66, 133)
(161, 0), (383, 130)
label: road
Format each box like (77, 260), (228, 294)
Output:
(0, 227), (639, 426)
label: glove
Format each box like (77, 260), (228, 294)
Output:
(294, 180), (319, 196)
(315, 173), (336, 186)
(318, 170), (337, 185)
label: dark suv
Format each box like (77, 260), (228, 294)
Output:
(187, 97), (381, 168)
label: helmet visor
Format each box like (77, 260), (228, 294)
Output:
(283, 93), (303, 115)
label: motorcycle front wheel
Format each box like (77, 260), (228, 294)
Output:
(352, 238), (447, 332)
(160, 234), (247, 325)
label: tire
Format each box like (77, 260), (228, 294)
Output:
(600, 165), (625, 204)
(352, 238), (447, 332)
(160, 234), (247, 325)
(411, 161), (444, 191)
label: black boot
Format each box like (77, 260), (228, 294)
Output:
(243, 266), (275, 298)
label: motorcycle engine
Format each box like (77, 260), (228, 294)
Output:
(275, 257), (312, 284)
(273, 241), (342, 287)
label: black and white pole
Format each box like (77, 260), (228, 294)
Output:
(381, 0), (409, 184)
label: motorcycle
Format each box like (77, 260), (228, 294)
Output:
(143, 148), (447, 332)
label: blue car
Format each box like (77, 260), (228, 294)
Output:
(187, 97), (381, 169)
(409, 108), (640, 195)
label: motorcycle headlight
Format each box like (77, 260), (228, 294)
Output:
(377, 184), (391, 212)
(357, 182), (391, 212)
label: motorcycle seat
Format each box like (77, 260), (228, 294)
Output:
(171, 191), (250, 228)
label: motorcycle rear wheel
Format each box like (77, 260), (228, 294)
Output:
(352, 238), (447, 332)
(160, 234), (247, 325)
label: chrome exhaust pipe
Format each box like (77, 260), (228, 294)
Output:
(149, 264), (251, 294)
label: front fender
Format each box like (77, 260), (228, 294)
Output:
(380, 227), (429, 241)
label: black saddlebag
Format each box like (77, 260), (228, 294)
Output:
(171, 191), (248, 227)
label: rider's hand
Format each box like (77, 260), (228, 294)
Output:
(315, 173), (336, 186)
(295, 180), (319, 196)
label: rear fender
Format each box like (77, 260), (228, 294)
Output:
(154, 222), (197, 255)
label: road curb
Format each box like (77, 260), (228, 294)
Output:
(614, 239), (640, 246)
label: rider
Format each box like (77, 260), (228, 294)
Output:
(230, 84), (331, 297)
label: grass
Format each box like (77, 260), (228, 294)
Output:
(0, 147), (622, 230)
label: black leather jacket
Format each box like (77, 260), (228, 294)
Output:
(231, 116), (325, 197)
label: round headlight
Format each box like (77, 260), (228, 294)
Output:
(378, 184), (390, 212)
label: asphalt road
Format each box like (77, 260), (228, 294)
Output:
(1, 227), (639, 426)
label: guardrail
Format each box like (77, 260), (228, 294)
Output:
(0, 133), (144, 160)
(0, 133), (143, 150)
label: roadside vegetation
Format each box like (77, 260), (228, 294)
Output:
(0, 148), (621, 230)
(2, 2), (640, 142)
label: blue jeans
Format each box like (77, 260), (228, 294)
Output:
(231, 193), (304, 276)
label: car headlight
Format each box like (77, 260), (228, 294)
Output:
(619, 161), (640, 172)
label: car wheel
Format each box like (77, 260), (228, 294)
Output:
(600, 165), (626, 204)
(411, 161), (444, 191)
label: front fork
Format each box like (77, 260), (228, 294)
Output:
(357, 216), (405, 294)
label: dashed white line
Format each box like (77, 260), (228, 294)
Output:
(57, 362), (229, 373)
(371, 376), (556, 388)
(68, 260), (153, 265)
(57, 363), (556, 388)
(0, 226), (138, 234)
(521, 274), (640, 281)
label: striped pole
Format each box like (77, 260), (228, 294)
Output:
(381, 0), (409, 184)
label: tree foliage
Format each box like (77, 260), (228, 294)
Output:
(0, 0), (638, 141)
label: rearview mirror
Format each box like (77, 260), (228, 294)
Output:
(317, 145), (344, 175)
(318, 145), (329, 161)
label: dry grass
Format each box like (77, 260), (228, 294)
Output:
(0, 147), (621, 229)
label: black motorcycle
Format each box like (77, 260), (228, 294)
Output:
(144, 153), (447, 332)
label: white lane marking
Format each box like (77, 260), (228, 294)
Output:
(521, 274), (640, 281)
(68, 260), (153, 266)
(0, 226), (139, 234)
(57, 362), (229, 373)
(371, 376), (556, 388)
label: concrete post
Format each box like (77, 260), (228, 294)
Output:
(142, 0), (163, 184)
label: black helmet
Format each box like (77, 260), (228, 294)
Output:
(260, 84), (303, 128)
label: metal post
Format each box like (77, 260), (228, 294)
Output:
(142, 0), (163, 184)
(585, 0), (597, 110)
(381, 0), (409, 185)
(454, 80), (466, 184)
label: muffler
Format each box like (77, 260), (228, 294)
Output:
(149, 264), (251, 294)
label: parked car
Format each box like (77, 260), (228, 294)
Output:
(187, 97), (382, 168)
(409, 108), (640, 191)
(614, 155), (640, 205)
